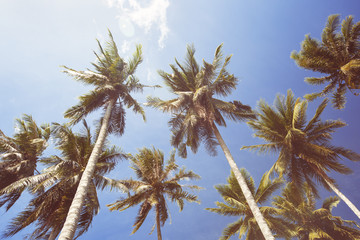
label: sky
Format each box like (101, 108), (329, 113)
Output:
(1, 0), (360, 239)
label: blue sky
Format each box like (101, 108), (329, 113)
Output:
(1, 0), (360, 239)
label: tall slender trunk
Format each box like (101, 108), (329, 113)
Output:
(58, 99), (115, 240)
(156, 204), (162, 240)
(212, 124), (275, 240)
(325, 179), (360, 219)
(316, 170), (360, 220)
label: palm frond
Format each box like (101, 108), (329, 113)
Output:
(63, 30), (146, 129)
(292, 14), (360, 109)
(107, 147), (200, 237)
(256, 175), (283, 204)
(1, 119), (121, 239)
(245, 90), (360, 203)
(208, 169), (286, 239)
(219, 218), (245, 240)
(93, 175), (129, 192)
(149, 44), (254, 157)
(132, 201), (152, 234)
(64, 89), (110, 125)
(206, 202), (246, 216)
(127, 44), (143, 75)
(322, 196), (340, 212)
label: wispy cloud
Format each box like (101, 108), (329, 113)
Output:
(105, 0), (170, 48)
(146, 67), (155, 83)
(121, 40), (131, 53)
(92, 18), (105, 42)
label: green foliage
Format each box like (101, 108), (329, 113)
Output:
(242, 90), (360, 196)
(107, 147), (200, 237)
(0, 114), (50, 211)
(273, 183), (360, 239)
(2, 121), (127, 239)
(146, 44), (256, 157)
(63, 30), (147, 128)
(206, 169), (293, 240)
(292, 14), (360, 109)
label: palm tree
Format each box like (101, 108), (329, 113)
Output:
(291, 14), (360, 109)
(206, 169), (293, 240)
(58, 31), (147, 240)
(146, 44), (275, 239)
(107, 147), (200, 240)
(0, 114), (50, 211)
(242, 89), (360, 219)
(2, 121), (127, 240)
(273, 183), (360, 240)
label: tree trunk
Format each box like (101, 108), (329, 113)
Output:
(48, 226), (61, 240)
(58, 99), (115, 240)
(156, 204), (162, 240)
(212, 124), (275, 240)
(311, 166), (360, 220)
(324, 178), (360, 220)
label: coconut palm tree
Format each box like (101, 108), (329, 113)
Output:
(273, 183), (360, 240)
(242, 89), (360, 219)
(206, 169), (293, 240)
(107, 147), (200, 240)
(2, 121), (127, 240)
(58, 31), (147, 240)
(291, 14), (360, 109)
(0, 114), (50, 211)
(146, 44), (275, 239)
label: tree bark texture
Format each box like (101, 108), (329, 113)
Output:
(58, 99), (115, 240)
(212, 124), (275, 240)
(156, 204), (162, 240)
(324, 178), (360, 220)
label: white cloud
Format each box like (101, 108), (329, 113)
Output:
(121, 40), (131, 53)
(105, 0), (170, 48)
(117, 15), (135, 38)
(147, 68), (154, 82)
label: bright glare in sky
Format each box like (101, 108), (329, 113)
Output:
(1, 0), (360, 239)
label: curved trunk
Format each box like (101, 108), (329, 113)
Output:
(212, 125), (275, 240)
(58, 99), (115, 240)
(156, 204), (162, 240)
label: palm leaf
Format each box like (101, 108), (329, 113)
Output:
(107, 147), (200, 237)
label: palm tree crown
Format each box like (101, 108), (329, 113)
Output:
(206, 169), (292, 240)
(107, 147), (200, 240)
(291, 14), (360, 109)
(147, 44), (256, 157)
(63, 30), (146, 129)
(0, 114), (50, 211)
(58, 30), (148, 240)
(273, 183), (360, 240)
(2, 121), (127, 240)
(243, 89), (360, 195)
(147, 44), (276, 240)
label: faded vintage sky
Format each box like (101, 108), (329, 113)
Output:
(1, 0), (360, 239)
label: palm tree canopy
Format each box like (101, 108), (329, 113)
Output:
(291, 14), (360, 109)
(0, 114), (50, 211)
(63, 30), (149, 133)
(146, 44), (256, 157)
(147, 44), (275, 240)
(273, 183), (360, 240)
(206, 169), (293, 240)
(242, 89), (360, 196)
(107, 147), (200, 236)
(2, 121), (127, 239)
